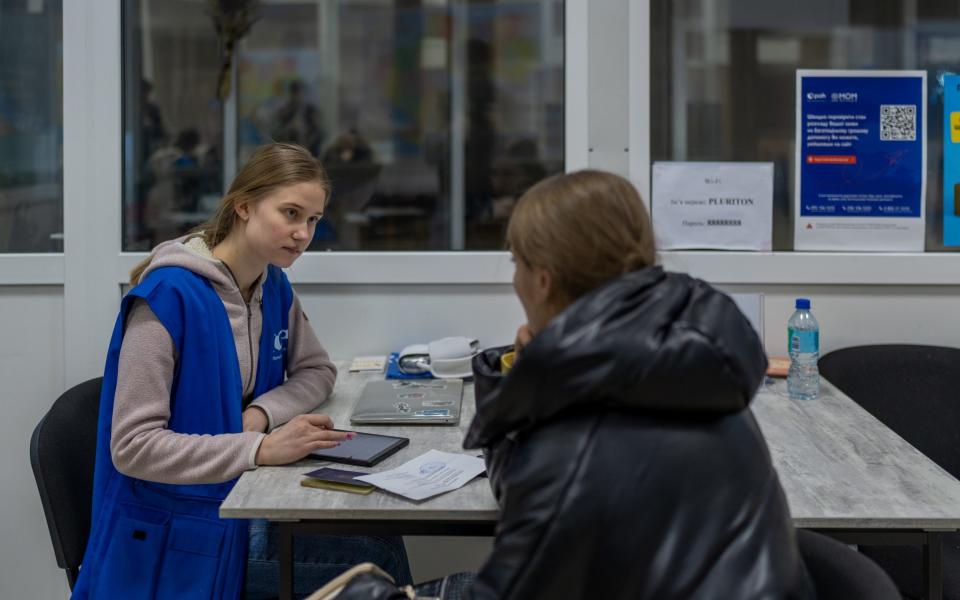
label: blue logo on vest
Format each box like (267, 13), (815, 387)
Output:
(273, 329), (288, 360)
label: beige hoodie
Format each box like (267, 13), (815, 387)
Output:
(111, 236), (337, 484)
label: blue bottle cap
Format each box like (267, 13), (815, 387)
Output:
(795, 298), (811, 309)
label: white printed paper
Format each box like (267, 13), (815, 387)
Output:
(652, 162), (774, 251)
(349, 356), (387, 372)
(729, 293), (764, 340)
(354, 450), (486, 501)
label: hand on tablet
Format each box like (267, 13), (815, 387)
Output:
(255, 414), (353, 466)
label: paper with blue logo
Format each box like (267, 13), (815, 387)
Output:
(355, 450), (486, 501)
(795, 70), (927, 251)
(944, 74), (960, 247)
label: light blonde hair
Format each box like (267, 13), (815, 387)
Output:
(130, 143), (330, 285)
(506, 169), (656, 305)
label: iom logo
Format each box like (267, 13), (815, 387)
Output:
(831, 91), (858, 102)
(272, 329), (288, 361)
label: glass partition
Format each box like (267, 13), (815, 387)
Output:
(123, 0), (565, 252)
(0, 0), (63, 252)
(650, 0), (960, 251)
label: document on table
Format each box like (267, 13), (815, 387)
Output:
(349, 355), (387, 372)
(354, 449), (486, 501)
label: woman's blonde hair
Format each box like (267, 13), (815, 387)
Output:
(130, 143), (330, 285)
(506, 169), (656, 305)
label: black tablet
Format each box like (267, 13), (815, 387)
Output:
(309, 431), (409, 467)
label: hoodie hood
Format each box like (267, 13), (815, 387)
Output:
(464, 267), (767, 448)
(138, 235), (266, 303)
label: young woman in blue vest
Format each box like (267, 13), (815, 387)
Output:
(72, 143), (411, 599)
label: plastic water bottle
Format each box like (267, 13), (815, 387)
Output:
(787, 298), (819, 400)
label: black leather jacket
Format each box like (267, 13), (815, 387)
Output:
(462, 267), (813, 600)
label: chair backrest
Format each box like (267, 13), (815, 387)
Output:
(819, 344), (960, 479)
(797, 529), (900, 600)
(29, 377), (102, 590)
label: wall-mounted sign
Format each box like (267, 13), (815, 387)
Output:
(652, 162), (773, 251)
(944, 74), (960, 247)
(795, 70), (927, 251)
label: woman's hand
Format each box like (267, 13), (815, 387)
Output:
(514, 324), (534, 356)
(242, 406), (269, 433)
(255, 414), (352, 466)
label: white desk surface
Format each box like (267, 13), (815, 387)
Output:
(221, 364), (498, 522)
(756, 377), (960, 529)
(221, 363), (960, 531)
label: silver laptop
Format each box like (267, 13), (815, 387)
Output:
(350, 379), (464, 425)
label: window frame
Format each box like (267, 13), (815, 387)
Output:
(50, 0), (960, 292)
(0, 0), (64, 281)
(112, 0), (587, 284)
(630, 0), (960, 285)
(0, 255), (64, 285)
(55, 0), (960, 383)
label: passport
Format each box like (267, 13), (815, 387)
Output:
(301, 467), (375, 495)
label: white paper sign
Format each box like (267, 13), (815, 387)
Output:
(652, 162), (774, 251)
(354, 450), (486, 501)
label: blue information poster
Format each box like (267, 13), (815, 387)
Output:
(795, 70), (927, 251)
(945, 75), (960, 247)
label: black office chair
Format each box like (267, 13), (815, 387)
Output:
(820, 344), (960, 599)
(29, 377), (102, 590)
(797, 529), (900, 599)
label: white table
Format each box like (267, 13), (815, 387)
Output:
(221, 367), (497, 524)
(222, 365), (960, 599)
(755, 377), (960, 600)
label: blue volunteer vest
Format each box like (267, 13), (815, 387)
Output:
(72, 265), (293, 600)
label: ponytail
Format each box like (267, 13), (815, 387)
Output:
(129, 143), (330, 285)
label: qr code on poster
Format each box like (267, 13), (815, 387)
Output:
(880, 104), (916, 141)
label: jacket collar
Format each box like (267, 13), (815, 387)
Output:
(464, 267), (767, 448)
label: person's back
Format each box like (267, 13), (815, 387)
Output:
(465, 267), (813, 600)
(535, 409), (801, 599)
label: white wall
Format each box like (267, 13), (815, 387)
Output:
(0, 287), (69, 600)
(724, 284), (960, 357)
(297, 282), (960, 362)
(296, 284), (524, 357)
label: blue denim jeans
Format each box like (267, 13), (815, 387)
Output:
(413, 572), (476, 599)
(243, 519), (412, 599)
